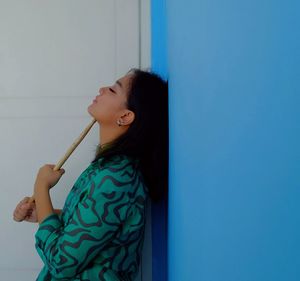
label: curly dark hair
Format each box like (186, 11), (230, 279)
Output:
(91, 68), (168, 202)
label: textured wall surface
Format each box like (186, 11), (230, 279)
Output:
(0, 1), (151, 280)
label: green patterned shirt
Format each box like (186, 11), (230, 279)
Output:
(35, 154), (149, 281)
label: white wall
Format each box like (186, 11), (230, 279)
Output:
(0, 0), (151, 280)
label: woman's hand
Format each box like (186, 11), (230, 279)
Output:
(34, 164), (65, 193)
(13, 197), (37, 223)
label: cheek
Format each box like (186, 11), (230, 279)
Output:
(89, 100), (120, 121)
(102, 99), (121, 114)
(88, 94), (127, 122)
(104, 98), (127, 113)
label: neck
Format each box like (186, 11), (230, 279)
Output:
(99, 124), (127, 148)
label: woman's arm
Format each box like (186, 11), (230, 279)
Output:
(34, 172), (131, 279)
(34, 188), (55, 224)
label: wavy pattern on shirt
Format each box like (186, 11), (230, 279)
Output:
(35, 155), (148, 281)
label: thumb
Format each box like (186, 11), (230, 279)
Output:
(54, 168), (65, 176)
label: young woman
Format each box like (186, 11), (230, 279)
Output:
(13, 69), (168, 281)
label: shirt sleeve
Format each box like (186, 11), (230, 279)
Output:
(34, 170), (131, 280)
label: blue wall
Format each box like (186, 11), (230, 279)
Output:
(165, 0), (300, 281)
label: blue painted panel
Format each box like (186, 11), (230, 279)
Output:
(167, 0), (300, 281)
(151, 0), (168, 79)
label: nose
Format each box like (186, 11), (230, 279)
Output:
(98, 87), (104, 95)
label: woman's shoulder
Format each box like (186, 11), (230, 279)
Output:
(94, 154), (139, 170)
(87, 154), (148, 195)
(88, 154), (140, 181)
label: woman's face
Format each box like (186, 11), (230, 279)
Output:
(88, 74), (134, 126)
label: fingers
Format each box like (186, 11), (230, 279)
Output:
(21, 196), (30, 204)
(24, 209), (38, 223)
(13, 207), (25, 222)
(13, 205), (26, 222)
(13, 198), (35, 222)
(15, 197), (29, 211)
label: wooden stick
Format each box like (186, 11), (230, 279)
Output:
(28, 118), (97, 203)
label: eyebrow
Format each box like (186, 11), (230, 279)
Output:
(116, 80), (123, 88)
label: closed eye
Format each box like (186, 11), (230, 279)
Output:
(109, 87), (116, 93)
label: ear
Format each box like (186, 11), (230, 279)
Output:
(120, 110), (135, 126)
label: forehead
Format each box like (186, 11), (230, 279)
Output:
(117, 74), (134, 89)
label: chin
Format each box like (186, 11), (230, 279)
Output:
(87, 105), (94, 116)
